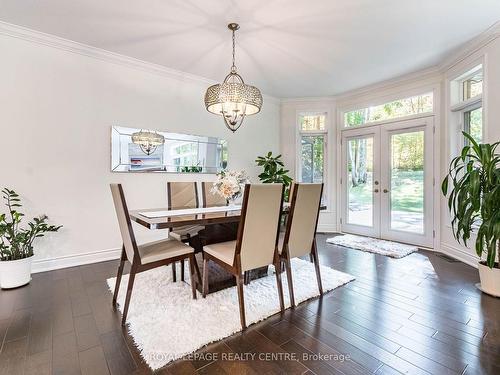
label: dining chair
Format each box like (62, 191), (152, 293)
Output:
(278, 183), (324, 308)
(202, 184), (285, 330)
(110, 184), (199, 325)
(201, 181), (227, 207)
(167, 182), (204, 282)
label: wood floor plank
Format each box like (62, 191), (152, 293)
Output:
(24, 350), (52, 375)
(74, 314), (101, 352)
(79, 346), (110, 375)
(52, 331), (80, 375)
(100, 330), (136, 375)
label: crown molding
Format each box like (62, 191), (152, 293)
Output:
(438, 21), (500, 72)
(0, 21), (280, 103)
(280, 96), (336, 104)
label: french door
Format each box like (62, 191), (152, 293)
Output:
(341, 117), (434, 248)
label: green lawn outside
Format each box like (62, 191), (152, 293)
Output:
(349, 170), (424, 213)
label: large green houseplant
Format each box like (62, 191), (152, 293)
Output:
(442, 133), (500, 296)
(0, 188), (62, 288)
(255, 152), (293, 198)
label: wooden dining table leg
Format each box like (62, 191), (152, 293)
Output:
(181, 259), (185, 282)
(171, 263), (177, 282)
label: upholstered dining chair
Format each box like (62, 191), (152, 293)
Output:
(279, 183), (324, 307)
(167, 182), (204, 281)
(110, 184), (199, 325)
(201, 181), (227, 207)
(202, 184), (285, 330)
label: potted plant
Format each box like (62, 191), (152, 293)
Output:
(255, 152), (293, 199)
(442, 133), (500, 297)
(0, 188), (62, 289)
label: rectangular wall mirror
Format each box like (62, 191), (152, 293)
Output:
(111, 126), (228, 173)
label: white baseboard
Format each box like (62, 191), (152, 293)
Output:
(317, 224), (338, 233)
(32, 247), (122, 273)
(440, 243), (479, 268)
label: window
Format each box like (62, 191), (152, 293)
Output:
(297, 112), (327, 204)
(464, 107), (483, 145)
(462, 71), (483, 100)
(344, 92), (433, 127)
(450, 64), (483, 147)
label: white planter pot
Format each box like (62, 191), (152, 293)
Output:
(478, 262), (500, 298)
(0, 256), (33, 289)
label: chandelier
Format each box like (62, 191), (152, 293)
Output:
(204, 23), (263, 132)
(131, 130), (165, 155)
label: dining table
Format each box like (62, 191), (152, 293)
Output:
(129, 202), (325, 293)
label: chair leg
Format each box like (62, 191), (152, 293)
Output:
(113, 246), (126, 308)
(171, 262), (177, 282)
(181, 260), (185, 282)
(202, 258), (209, 298)
(188, 255), (197, 300)
(312, 241), (323, 295)
(274, 262), (285, 313)
(284, 256), (295, 308)
(121, 265), (137, 326)
(236, 274), (247, 330)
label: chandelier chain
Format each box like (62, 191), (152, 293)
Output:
(231, 28), (236, 73)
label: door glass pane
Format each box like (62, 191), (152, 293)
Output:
(347, 137), (373, 226)
(390, 131), (424, 234)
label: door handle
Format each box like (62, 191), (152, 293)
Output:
(383, 189), (389, 193)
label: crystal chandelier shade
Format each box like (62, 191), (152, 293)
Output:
(204, 23), (263, 132)
(131, 130), (165, 155)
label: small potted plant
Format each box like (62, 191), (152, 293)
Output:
(442, 133), (499, 297)
(0, 188), (62, 289)
(255, 152), (293, 199)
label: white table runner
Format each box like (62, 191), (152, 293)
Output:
(139, 205), (242, 219)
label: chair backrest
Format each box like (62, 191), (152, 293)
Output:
(283, 183), (323, 258)
(201, 182), (227, 207)
(110, 184), (138, 263)
(235, 184), (284, 272)
(167, 182), (198, 210)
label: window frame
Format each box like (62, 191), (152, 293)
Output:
(449, 64), (484, 149)
(296, 111), (328, 206)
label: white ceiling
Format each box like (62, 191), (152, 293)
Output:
(1, 0), (499, 98)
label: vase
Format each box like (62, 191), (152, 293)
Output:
(0, 255), (33, 289)
(477, 261), (500, 297)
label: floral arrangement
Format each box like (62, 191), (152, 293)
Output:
(211, 170), (250, 204)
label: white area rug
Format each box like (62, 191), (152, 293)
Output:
(326, 234), (418, 258)
(107, 258), (354, 370)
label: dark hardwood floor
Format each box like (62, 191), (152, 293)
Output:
(0, 234), (499, 374)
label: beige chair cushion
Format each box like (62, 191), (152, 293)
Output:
(203, 240), (236, 266)
(169, 225), (204, 241)
(138, 239), (193, 265)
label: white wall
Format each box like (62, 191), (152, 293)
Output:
(0, 31), (280, 271)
